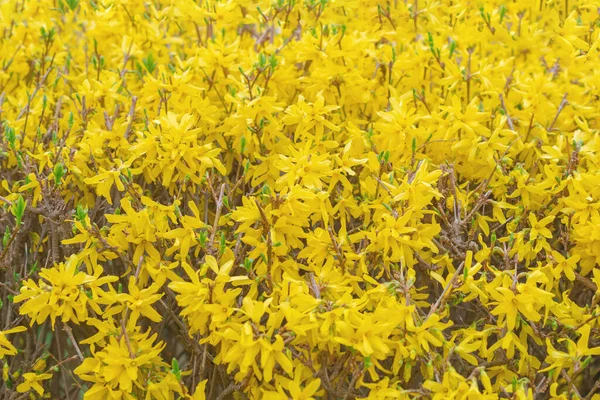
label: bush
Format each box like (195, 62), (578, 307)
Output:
(1, 0), (600, 399)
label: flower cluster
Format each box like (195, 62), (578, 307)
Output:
(0, 0), (600, 399)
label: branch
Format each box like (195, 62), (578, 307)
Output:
(546, 94), (568, 132)
(499, 93), (515, 131)
(216, 373), (251, 400)
(426, 261), (465, 319)
(123, 96), (137, 140)
(63, 325), (84, 362)
(575, 272), (598, 292)
(208, 183), (226, 255)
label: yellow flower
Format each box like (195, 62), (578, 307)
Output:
(2, 0), (600, 397)
(489, 287), (539, 331)
(113, 276), (164, 325)
(0, 326), (26, 358)
(528, 213), (555, 241)
(75, 331), (166, 395)
(540, 325), (600, 377)
(276, 365), (323, 400)
(16, 372), (53, 396)
(14, 255), (117, 328)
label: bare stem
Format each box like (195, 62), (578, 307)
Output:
(426, 261), (465, 319)
(63, 325), (84, 362)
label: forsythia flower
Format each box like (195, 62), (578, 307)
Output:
(16, 372), (53, 396)
(1, 0), (600, 398)
(14, 255), (117, 328)
(75, 331), (170, 398)
(0, 326), (26, 358)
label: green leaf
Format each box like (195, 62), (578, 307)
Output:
(142, 53), (157, 74)
(5, 123), (16, 150)
(75, 204), (88, 226)
(240, 135), (247, 154)
(499, 5), (507, 23)
(427, 32), (435, 54)
(3, 226), (10, 248)
(171, 358), (181, 380)
(219, 231), (226, 255)
(448, 38), (457, 58)
(242, 257), (253, 273)
(199, 230), (208, 246)
(12, 195), (26, 226)
(54, 163), (65, 186)
(258, 53), (267, 69)
(65, 0), (79, 11)
(30, 261), (39, 274)
(269, 54), (278, 69)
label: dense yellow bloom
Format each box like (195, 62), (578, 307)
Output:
(131, 112), (226, 191)
(1, 0), (600, 398)
(14, 255), (117, 328)
(75, 331), (171, 398)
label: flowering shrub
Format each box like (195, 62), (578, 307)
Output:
(1, 0), (600, 399)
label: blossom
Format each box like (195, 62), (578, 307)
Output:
(14, 255), (117, 328)
(1, 0), (600, 398)
(0, 326), (26, 358)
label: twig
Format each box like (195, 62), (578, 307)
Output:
(417, 138), (457, 151)
(158, 297), (209, 360)
(547, 94), (568, 132)
(17, 67), (52, 119)
(0, 196), (12, 206)
(572, 311), (599, 332)
(216, 374), (250, 400)
(561, 369), (582, 399)
(254, 199), (273, 270)
(499, 94), (515, 131)
(574, 272), (598, 292)
(0, 92), (5, 119)
(414, 253), (441, 271)
(466, 47), (475, 102)
(208, 183), (226, 255)
(426, 261), (465, 319)
(134, 255), (144, 282)
(0, 282), (19, 295)
(0, 225), (21, 263)
(342, 366), (363, 400)
(45, 355), (79, 374)
(123, 96), (137, 140)
(63, 325), (84, 361)
(585, 381), (600, 400)
(467, 358), (509, 378)
(307, 272), (321, 299)
(327, 226), (346, 272)
(121, 315), (135, 359)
